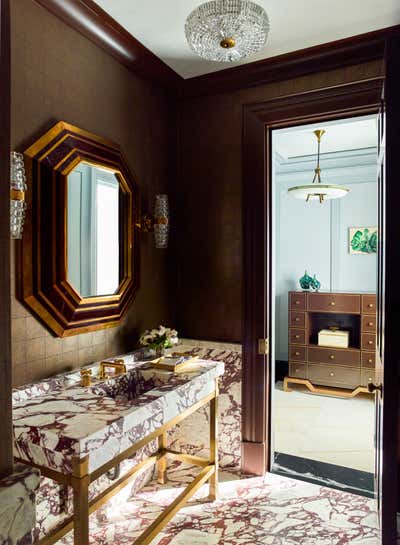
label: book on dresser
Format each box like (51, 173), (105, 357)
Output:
(284, 291), (377, 396)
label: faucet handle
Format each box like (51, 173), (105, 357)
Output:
(80, 368), (92, 387)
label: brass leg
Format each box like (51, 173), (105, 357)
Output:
(71, 457), (90, 545)
(157, 432), (167, 484)
(283, 377), (292, 392)
(209, 379), (219, 501)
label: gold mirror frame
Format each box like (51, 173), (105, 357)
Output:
(18, 121), (139, 337)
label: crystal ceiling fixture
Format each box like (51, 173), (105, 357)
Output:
(185, 0), (270, 62)
(287, 130), (350, 204)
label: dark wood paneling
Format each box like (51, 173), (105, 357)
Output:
(33, 0), (182, 92)
(0, 0), (12, 476)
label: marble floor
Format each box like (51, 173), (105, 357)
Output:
(59, 461), (378, 545)
(273, 382), (375, 473)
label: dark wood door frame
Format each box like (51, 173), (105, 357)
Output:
(0, 0), (12, 477)
(241, 77), (383, 476)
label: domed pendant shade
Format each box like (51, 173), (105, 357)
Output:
(287, 130), (350, 203)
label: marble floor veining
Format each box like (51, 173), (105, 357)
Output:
(273, 382), (375, 473)
(58, 460), (378, 545)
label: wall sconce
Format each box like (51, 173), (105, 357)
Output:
(136, 194), (169, 249)
(10, 152), (27, 239)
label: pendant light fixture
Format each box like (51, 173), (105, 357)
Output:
(185, 1), (270, 63)
(287, 130), (350, 203)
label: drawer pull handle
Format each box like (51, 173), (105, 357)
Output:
(330, 372), (334, 377)
(295, 335), (300, 339)
(368, 377), (373, 382)
(295, 300), (300, 305)
(295, 317), (300, 322)
(368, 359), (373, 364)
(368, 322), (374, 327)
(329, 355), (335, 360)
(295, 369), (300, 373)
(368, 303), (374, 308)
(368, 340), (373, 345)
(330, 302), (336, 306)
(295, 351), (300, 356)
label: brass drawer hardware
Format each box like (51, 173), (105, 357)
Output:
(258, 338), (269, 355)
(368, 382), (382, 393)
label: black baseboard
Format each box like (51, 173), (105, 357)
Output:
(275, 360), (288, 382)
(272, 452), (374, 498)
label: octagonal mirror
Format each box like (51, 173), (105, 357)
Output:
(19, 122), (139, 337)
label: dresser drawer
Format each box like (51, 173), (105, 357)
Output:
(290, 311), (305, 328)
(308, 345), (360, 366)
(361, 351), (376, 368)
(362, 315), (376, 333)
(361, 369), (376, 387)
(289, 346), (307, 362)
(308, 293), (360, 313)
(290, 292), (306, 311)
(289, 363), (307, 379)
(361, 333), (376, 351)
(362, 295), (377, 314)
(289, 328), (306, 345)
(308, 364), (360, 389)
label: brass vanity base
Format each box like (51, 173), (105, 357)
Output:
(16, 381), (219, 545)
(283, 376), (370, 398)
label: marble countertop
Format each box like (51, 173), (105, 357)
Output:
(12, 354), (224, 474)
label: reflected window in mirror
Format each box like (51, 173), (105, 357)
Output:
(67, 162), (122, 298)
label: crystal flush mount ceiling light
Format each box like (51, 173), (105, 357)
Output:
(287, 130), (350, 204)
(185, 0), (270, 62)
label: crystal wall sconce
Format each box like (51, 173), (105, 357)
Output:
(136, 194), (169, 249)
(10, 152), (27, 239)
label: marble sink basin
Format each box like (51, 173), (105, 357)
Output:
(12, 354), (224, 474)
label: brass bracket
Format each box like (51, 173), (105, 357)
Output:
(258, 338), (269, 355)
(135, 214), (154, 232)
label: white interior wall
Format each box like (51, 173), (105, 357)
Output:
(274, 148), (377, 361)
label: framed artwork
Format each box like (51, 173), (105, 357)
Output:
(349, 227), (378, 254)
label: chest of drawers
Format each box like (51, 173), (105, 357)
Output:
(284, 291), (376, 396)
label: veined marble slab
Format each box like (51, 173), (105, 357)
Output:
(0, 463), (40, 545)
(13, 357), (224, 474)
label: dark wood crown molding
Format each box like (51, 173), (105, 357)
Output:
(182, 25), (400, 98)
(33, 0), (183, 92)
(33, 1), (399, 98)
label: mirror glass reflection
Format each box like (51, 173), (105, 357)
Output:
(67, 162), (121, 297)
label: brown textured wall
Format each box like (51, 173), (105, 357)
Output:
(176, 61), (383, 343)
(10, 0), (175, 386)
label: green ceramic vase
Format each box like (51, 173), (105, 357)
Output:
(299, 270), (313, 291)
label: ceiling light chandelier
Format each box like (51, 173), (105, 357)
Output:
(287, 130), (350, 204)
(185, 0), (270, 62)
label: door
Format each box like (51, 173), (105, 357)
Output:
(373, 35), (400, 544)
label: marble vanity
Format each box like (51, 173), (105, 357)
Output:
(12, 353), (224, 545)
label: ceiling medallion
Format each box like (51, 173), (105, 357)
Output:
(287, 130), (350, 203)
(185, 0), (270, 62)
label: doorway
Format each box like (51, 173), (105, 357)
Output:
(269, 114), (378, 498)
(242, 55), (400, 543)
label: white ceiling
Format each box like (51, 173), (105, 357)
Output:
(273, 116), (378, 159)
(94, 0), (400, 79)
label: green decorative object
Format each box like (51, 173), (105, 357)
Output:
(310, 274), (321, 292)
(299, 270), (313, 291)
(349, 227), (378, 254)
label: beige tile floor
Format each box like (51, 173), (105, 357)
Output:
(273, 382), (375, 473)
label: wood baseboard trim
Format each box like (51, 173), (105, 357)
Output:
(241, 441), (266, 476)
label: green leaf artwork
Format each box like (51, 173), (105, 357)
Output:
(349, 227), (378, 254)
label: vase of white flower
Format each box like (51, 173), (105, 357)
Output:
(139, 325), (178, 357)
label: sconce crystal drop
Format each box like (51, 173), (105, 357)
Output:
(154, 195), (169, 249)
(10, 152), (27, 239)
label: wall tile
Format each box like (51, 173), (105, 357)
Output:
(12, 341), (26, 365)
(25, 317), (46, 340)
(11, 317), (26, 340)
